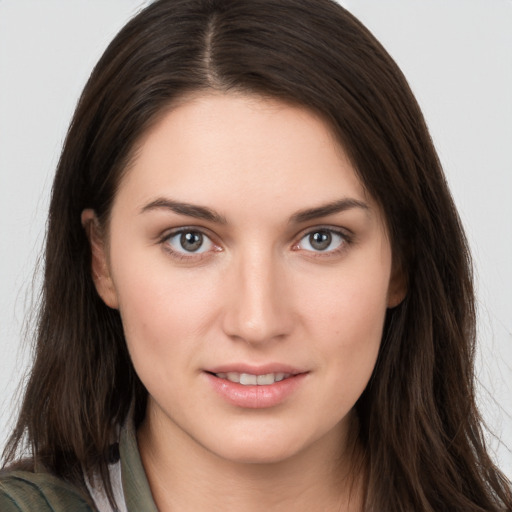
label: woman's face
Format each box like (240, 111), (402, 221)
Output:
(88, 93), (403, 464)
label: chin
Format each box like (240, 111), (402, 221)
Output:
(202, 427), (316, 466)
(216, 445), (301, 466)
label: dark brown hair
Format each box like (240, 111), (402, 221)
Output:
(3, 0), (511, 510)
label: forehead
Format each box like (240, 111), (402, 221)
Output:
(114, 92), (374, 220)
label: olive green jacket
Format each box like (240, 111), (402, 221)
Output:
(0, 422), (158, 511)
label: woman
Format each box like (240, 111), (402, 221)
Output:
(1, 0), (511, 510)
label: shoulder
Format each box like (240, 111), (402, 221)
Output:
(0, 470), (95, 511)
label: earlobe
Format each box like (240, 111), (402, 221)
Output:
(81, 209), (119, 310)
(387, 265), (407, 309)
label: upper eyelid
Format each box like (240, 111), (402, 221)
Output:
(159, 225), (216, 241)
(294, 225), (352, 240)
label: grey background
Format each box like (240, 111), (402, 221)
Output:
(1, 0), (511, 478)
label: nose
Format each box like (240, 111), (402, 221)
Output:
(221, 248), (295, 345)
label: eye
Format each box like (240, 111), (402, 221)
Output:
(297, 229), (346, 253)
(165, 229), (214, 254)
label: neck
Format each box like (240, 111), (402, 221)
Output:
(137, 407), (365, 512)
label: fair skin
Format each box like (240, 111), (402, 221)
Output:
(83, 92), (404, 511)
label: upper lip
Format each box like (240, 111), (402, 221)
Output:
(205, 363), (307, 376)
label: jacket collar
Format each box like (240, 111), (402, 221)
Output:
(119, 420), (159, 512)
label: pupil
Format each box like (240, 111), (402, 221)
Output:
(310, 231), (331, 251)
(180, 231), (203, 252)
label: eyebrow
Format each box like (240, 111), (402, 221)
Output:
(140, 197), (369, 225)
(290, 198), (369, 223)
(140, 198), (228, 224)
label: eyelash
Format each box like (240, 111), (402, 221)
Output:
(293, 227), (352, 257)
(159, 227), (220, 262)
(159, 226), (352, 261)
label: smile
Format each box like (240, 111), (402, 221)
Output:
(214, 372), (291, 385)
(206, 369), (307, 408)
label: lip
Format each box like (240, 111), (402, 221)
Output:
(206, 363), (306, 376)
(204, 364), (308, 409)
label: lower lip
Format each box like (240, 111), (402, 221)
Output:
(205, 372), (307, 409)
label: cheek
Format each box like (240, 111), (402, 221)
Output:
(110, 253), (221, 378)
(307, 261), (390, 344)
(302, 258), (390, 393)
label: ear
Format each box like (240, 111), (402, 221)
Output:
(81, 209), (119, 309)
(387, 263), (407, 309)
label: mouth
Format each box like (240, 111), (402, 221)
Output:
(210, 372), (293, 386)
(205, 368), (307, 408)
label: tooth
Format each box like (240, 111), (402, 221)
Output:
(240, 373), (258, 385)
(257, 373), (275, 385)
(217, 372), (293, 385)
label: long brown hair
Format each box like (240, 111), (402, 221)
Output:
(3, 0), (511, 510)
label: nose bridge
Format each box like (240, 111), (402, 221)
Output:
(222, 244), (292, 344)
